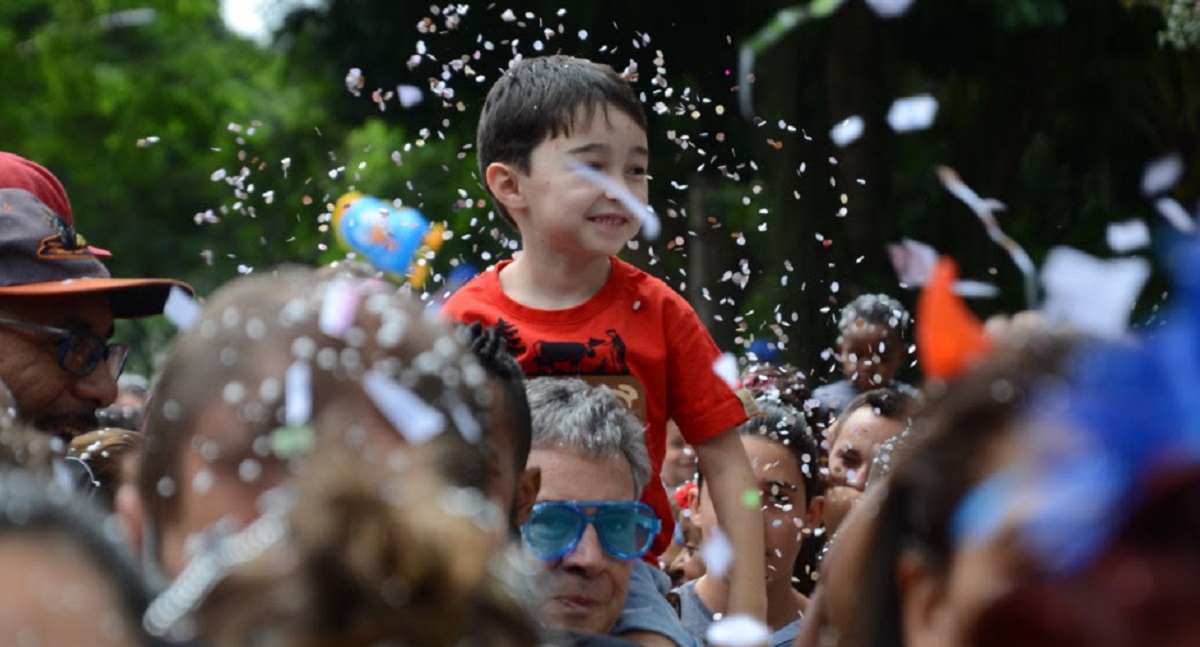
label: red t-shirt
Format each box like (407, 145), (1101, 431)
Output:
(441, 257), (749, 556)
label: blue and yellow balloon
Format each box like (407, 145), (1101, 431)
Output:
(333, 192), (445, 289)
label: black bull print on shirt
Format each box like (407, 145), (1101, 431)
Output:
(529, 329), (629, 375)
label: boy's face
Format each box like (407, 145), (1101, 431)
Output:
(662, 420), (697, 489)
(838, 322), (905, 390)
(493, 105), (649, 261)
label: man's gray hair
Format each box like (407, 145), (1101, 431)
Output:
(525, 378), (651, 498)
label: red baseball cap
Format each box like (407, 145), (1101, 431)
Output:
(0, 151), (193, 318)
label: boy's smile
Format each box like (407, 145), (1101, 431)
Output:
(508, 106), (649, 264)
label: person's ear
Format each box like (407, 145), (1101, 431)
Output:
(485, 162), (527, 216)
(897, 551), (950, 647)
(512, 466), (541, 528)
(805, 494), (826, 534)
(115, 482), (145, 558)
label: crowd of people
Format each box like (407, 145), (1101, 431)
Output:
(0, 52), (1197, 647)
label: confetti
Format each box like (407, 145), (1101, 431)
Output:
(164, 286), (203, 330)
(712, 352), (740, 388)
(362, 369), (447, 444)
(937, 166), (1039, 308)
(396, 84), (424, 108)
(699, 525), (735, 578)
(1106, 219), (1151, 253)
(888, 238), (998, 296)
(865, 0), (917, 19)
(706, 614), (771, 647)
(344, 67), (365, 96)
(742, 488), (761, 508)
(1155, 196), (1197, 234)
(1141, 153), (1184, 197)
(1040, 246), (1150, 339)
(887, 93), (938, 132)
(284, 360), (312, 427)
(830, 115), (865, 147)
(887, 238), (937, 288)
(317, 280), (361, 339)
(568, 161), (661, 240)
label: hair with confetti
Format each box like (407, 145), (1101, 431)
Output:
(737, 398), (822, 504)
(139, 266), (503, 553)
(190, 438), (540, 647)
(837, 293), (911, 339)
(476, 54), (648, 227)
(524, 377), (652, 498)
(826, 387), (914, 446)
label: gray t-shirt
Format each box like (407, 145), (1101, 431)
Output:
(672, 580), (802, 647)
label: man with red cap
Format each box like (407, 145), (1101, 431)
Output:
(0, 151), (192, 438)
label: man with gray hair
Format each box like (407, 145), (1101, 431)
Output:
(521, 377), (695, 647)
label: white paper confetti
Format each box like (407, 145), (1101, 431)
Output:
(396, 84), (423, 108)
(164, 286), (203, 331)
(1040, 246), (1150, 339)
(1106, 219), (1151, 253)
(362, 369), (446, 444)
(887, 94), (938, 133)
(284, 361), (312, 428)
(953, 280), (1000, 298)
(344, 68), (365, 96)
(865, 0), (917, 19)
(830, 116), (864, 148)
(887, 238), (937, 287)
(1141, 153), (1184, 197)
(937, 166), (1038, 307)
(699, 525), (735, 578)
(568, 161), (661, 240)
(318, 280), (361, 339)
(712, 353), (740, 389)
(1155, 196), (1197, 234)
(706, 614), (771, 647)
(887, 238), (997, 297)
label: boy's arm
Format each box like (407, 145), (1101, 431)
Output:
(693, 427), (767, 624)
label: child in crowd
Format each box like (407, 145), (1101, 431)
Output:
(821, 388), (914, 535)
(812, 293), (919, 420)
(664, 481), (705, 588)
(674, 400), (824, 646)
(441, 54), (766, 627)
(662, 420), (698, 490)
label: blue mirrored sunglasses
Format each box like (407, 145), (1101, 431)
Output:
(521, 500), (660, 561)
(0, 317), (128, 380)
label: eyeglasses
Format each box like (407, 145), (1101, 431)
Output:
(521, 500), (660, 561)
(0, 317), (129, 380)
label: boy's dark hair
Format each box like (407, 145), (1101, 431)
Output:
(477, 54), (648, 228)
(827, 387), (914, 445)
(838, 293), (910, 339)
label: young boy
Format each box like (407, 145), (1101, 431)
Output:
(675, 400), (824, 646)
(443, 54), (767, 632)
(812, 293), (920, 420)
